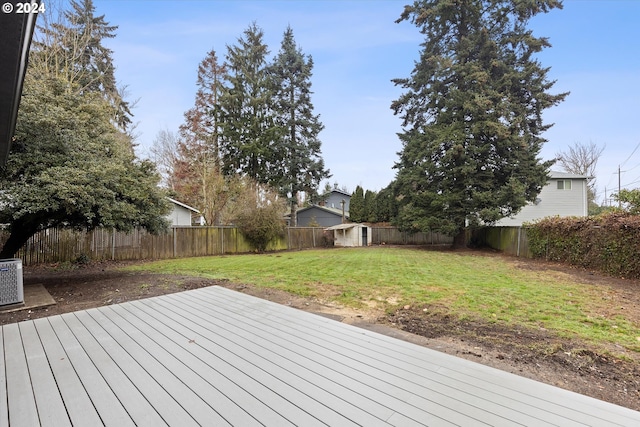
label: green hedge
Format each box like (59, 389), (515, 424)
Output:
(526, 212), (640, 278)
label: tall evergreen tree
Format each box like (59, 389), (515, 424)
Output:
(350, 186), (365, 223)
(175, 49), (231, 225)
(391, 0), (567, 245)
(219, 23), (276, 183)
(269, 26), (330, 226)
(37, 0), (133, 130)
(364, 189), (377, 223)
(375, 185), (395, 223)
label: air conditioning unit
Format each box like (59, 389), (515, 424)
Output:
(0, 259), (24, 306)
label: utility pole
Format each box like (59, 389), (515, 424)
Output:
(618, 165), (622, 209)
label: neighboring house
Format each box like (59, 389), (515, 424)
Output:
(166, 198), (202, 226)
(322, 188), (352, 212)
(295, 188), (352, 227)
(325, 223), (371, 247)
(296, 205), (347, 227)
(494, 171), (589, 226)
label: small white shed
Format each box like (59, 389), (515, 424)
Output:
(325, 223), (372, 247)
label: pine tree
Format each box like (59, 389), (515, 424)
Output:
(391, 0), (567, 246)
(375, 186), (395, 223)
(364, 190), (378, 223)
(219, 23), (275, 184)
(174, 49), (231, 225)
(350, 186), (365, 223)
(269, 26), (330, 226)
(38, 0), (133, 130)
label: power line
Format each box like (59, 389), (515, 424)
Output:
(620, 141), (640, 168)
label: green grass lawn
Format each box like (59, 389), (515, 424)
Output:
(124, 247), (640, 354)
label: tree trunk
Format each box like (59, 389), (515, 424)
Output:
(452, 228), (468, 249)
(290, 199), (298, 227)
(0, 225), (36, 259)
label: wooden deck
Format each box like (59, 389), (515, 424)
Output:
(1, 286), (639, 426)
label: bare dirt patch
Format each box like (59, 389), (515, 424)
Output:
(1, 254), (640, 412)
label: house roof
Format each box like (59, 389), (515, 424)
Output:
(0, 6), (38, 165)
(167, 197), (200, 213)
(296, 204), (348, 218)
(549, 171), (590, 180)
(326, 188), (351, 198)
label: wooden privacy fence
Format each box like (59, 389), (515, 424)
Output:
(0, 226), (332, 265)
(471, 226), (531, 258)
(371, 227), (453, 246)
(0, 226), (453, 266)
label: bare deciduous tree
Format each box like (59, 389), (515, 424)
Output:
(150, 129), (180, 191)
(555, 141), (605, 211)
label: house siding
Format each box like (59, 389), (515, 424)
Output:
(495, 177), (588, 226)
(297, 206), (344, 227)
(324, 190), (351, 211)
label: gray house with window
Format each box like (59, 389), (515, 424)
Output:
(294, 189), (351, 227)
(494, 171), (589, 226)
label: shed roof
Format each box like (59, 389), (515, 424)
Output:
(325, 223), (367, 231)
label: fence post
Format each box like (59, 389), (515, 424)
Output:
(173, 227), (177, 258)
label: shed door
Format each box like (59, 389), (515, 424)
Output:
(361, 227), (368, 246)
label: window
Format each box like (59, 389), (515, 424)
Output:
(557, 180), (572, 190)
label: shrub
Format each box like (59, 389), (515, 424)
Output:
(526, 212), (640, 278)
(235, 204), (285, 252)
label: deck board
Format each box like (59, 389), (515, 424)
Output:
(0, 328), (9, 427)
(195, 286), (637, 426)
(2, 285), (640, 426)
(159, 291), (498, 426)
(3, 324), (40, 427)
(175, 289), (581, 426)
(31, 318), (105, 427)
(18, 321), (70, 426)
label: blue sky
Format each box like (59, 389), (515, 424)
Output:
(92, 0), (640, 204)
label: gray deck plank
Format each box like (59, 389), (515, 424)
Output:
(122, 299), (350, 426)
(3, 285), (640, 426)
(111, 301), (302, 427)
(156, 292), (489, 426)
(31, 318), (105, 427)
(199, 290), (583, 425)
(0, 328), (8, 427)
(17, 322), (71, 426)
(44, 316), (136, 427)
(71, 310), (200, 427)
(190, 286), (640, 427)
(134, 298), (405, 426)
(82, 306), (236, 427)
(214, 286), (640, 427)
(54, 313), (168, 426)
(3, 323), (40, 427)
(172, 290), (534, 426)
